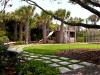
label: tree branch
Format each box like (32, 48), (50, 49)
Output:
(88, 0), (100, 7)
(0, 0), (10, 13)
(24, 0), (100, 29)
(72, 0), (100, 17)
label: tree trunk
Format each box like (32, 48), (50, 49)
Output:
(42, 23), (47, 44)
(59, 22), (64, 43)
(25, 19), (29, 44)
(46, 20), (50, 43)
(14, 22), (17, 41)
(28, 29), (31, 44)
(19, 23), (23, 41)
(68, 25), (70, 43)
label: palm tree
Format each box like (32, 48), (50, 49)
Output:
(10, 12), (19, 41)
(39, 10), (53, 44)
(18, 6), (35, 44)
(54, 9), (70, 43)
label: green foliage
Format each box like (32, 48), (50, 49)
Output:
(77, 37), (84, 42)
(0, 36), (9, 43)
(16, 60), (60, 75)
(0, 41), (9, 70)
(16, 41), (26, 45)
(50, 23), (56, 30)
(0, 29), (9, 42)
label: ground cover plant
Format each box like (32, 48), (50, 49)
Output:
(23, 43), (100, 55)
(16, 59), (60, 75)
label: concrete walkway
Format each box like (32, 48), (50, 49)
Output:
(8, 45), (95, 74)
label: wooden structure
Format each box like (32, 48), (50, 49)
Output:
(55, 25), (76, 43)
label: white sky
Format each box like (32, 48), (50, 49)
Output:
(3, 0), (100, 24)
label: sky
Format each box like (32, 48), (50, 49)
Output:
(2, 0), (99, 24)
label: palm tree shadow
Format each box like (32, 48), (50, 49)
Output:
(63, 64), (100, 75)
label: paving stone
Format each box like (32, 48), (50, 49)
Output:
(59, 57), (70, 60)
(80, 62), (92, 66)
(51, 59), (61, 62)
(35, 59), (43, 61)
(36, 54), (43, 56)
(20, 60), (25, 62)
(40, 57), (50, 59)
(59, 62), (70, 65)
(44, 55), (51, 57)
(69, 59), (80, 63)
(59, 67), (71, 73)
(22, 54), (30, 57)
(49, 63), (60, 67)
(43, 60), (52, 63)
(30, 55), (38, 58)
(22, 51), (29, 54)
(27, 58), (33, 60)
(29, 53), (35, 55)
(68, 64), (84, 69)
(49, 55), (58, 58)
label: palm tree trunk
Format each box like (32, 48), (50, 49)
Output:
(43, 23), (47, 44)
(46, 20), (50, 43)
(59, 22), (64, 43)
(25, 19), (29, 44)
(14, 22), (17, 41)
(19, 23), (23, 41)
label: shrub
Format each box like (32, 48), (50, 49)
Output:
(16, 60), (61, 75)
(0, 36), (9, 43)
(0, 41), (9, 71)
(16, 41), (26, 45)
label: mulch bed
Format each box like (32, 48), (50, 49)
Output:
(54, 49), (100, 65)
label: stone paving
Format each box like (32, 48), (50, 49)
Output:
(8, 45), (95, 74)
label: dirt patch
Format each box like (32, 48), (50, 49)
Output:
(54, 49), (100, 65)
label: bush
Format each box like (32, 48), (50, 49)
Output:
(16, 41), (26, 45)
(0, 36), (9, 43)
(16, 60), (61, 75)
(0, 41), (9, 71)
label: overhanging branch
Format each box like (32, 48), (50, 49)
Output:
(88, 0), (100, 7)
(71, 0), (100, 17)
(0, 0), (10, 13)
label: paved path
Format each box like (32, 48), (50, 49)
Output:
(8, 45), (96, 74)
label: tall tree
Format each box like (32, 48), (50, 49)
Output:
(54, 9), (70, 43)
(39, 10), (52, 44)
(18, 5), (35, 43)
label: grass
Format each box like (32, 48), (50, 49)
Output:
(23, 43), (100, 55)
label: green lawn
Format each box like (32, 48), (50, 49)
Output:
(23, 43), (100, 55)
